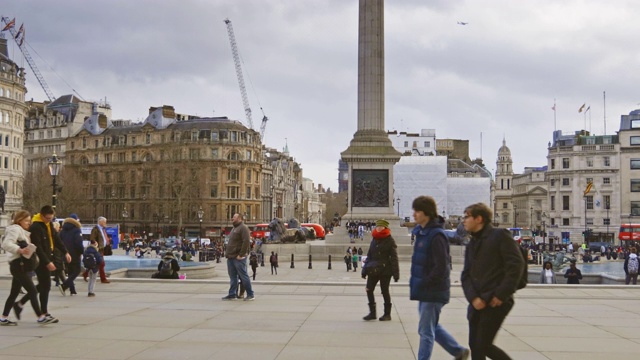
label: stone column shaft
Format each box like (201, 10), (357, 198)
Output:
(358, 0), (385, 132)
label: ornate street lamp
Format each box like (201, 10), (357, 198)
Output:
(396, 197), (401, 217)
(122, 208), (129, 240)
(48, 153), (62, 210)
(513, 205), (518, 228)
(197, 206), (204, 243)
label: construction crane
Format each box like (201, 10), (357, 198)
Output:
(1, 17), (56, 101)
(224, 18), (269, 141)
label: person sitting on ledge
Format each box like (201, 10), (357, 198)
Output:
(152, 251), (180, 279)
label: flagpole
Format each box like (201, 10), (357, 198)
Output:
(553, 98), (557, 131)
(589, 107), (591, 133)
(603, 91), (607, 135)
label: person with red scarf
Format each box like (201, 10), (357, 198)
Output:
(362, 219), (399, 321)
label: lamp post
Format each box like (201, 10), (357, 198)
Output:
(530, 206), (533, 228)
(396, 197), (401, 217)
(153, 212), (164, 240)
(122, 208), (128, 240)
(48, 153), (62, 210)
(513, 205), (517, 228)
(197, 206), (204, 243)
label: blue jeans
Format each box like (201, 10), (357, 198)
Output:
(418, 301), (465, 360)
(227, 258), (254, 297)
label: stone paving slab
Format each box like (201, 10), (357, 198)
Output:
(1, 254), (640, 359)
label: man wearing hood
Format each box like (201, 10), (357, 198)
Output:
(461, 202), (523, 360)
(59, 214), (84, 295)
(410, 196), (469, 360)
(624, 247), (639, 285)
(16, 205), (70, 323)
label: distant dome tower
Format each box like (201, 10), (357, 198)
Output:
(496, 138), (513, 190)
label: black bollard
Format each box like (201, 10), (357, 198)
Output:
(328, 254), (332, 270)
(308, 254), (312, 269)
(260, 253), (265, 267)
(290, 254), (295, 268)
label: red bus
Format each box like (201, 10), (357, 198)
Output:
(619, 224), (640, 242)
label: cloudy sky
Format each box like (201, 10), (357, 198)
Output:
(3, 0), (640, 190)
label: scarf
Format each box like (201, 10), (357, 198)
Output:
(372, 228), (390, 239)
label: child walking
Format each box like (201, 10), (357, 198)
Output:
(83, 239), (103, 297)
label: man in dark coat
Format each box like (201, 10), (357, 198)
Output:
(16, 205), (70, 323)
(59, 214), (84, 295)
(461, 202), (524, 360)
(564, 261), (583, 284)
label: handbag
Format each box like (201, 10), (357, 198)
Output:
(9, 240), (39, 273)
(103, 244), (113, 256)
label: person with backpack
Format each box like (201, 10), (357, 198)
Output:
(624, 247), (639, 285)
(249, 251), (258, 280)
(409, 196), (469, 360)
(153, 251), (180, 279)
(83, 239), (103, 297)
(461, 202), (524, 360)
(269, 251), (278, 275)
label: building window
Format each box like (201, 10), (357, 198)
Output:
(246, 169), (252, 182)
(551, 218), (555, 226)
(563, 218), (570, 226)
(142, 170), (152, 182)
(189, 149), (199, 160)
(227, 186), (239, 199)
(131, 137), (137, 146)
(631, 159), (640, 169)
(632, 120), (640, 129)
(604, 218), (610, 225)
(631, 136), (640, 145)
(211, 168), (218, 180)
(403, 141), (408, 147)
(631, 180), (640, 192)
(228, 169), (239, 181)
(210, 186), (218, 198)
(132, 152), (137, 161)
(211, 148), (219, 159)
(633, 202), (640, 216)
(550, 159), (555, 169)
(550, 196), (555, 211)
(604, 195), (611, 209)
(586, 218), (594, 225)
(502, 202), (508, 209)
(586, 195), (593, 209)
(105, 154), (112, 163)
(603, 156), (611, 166)
(586, 177), (593, 184)
(550, 179), (555, 187)
(246, 150), (252, 161)
(191, 131), (198, 141)
(211, 132), (219, 141)
(562, 158), (569, 169)
(227, 151), (239, 161)
(230, 131), (238, 142)
(563, 196), (569, 210)
(105, 172), (111, 183)
(562, 178), (569, 186)
(586, 157), (593, 167)
(146, 133), (151, 144)
(603, 177), (610, 184)
(246, 186), (251, 199)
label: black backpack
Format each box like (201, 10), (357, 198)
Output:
(83, 252), (97, 270)
(159, 258), (173, 276)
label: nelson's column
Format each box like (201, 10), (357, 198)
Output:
(340, 0), (402, 226)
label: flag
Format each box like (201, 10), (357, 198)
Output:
(585, 105), (590, 112)
(584, 182), (593, 196)
(18, 29), (24, 46)
(551, 104), (556, 111)
(1, 18), (15, 32)
(578, 103), (586, 113)
(14, 24), (23, 40)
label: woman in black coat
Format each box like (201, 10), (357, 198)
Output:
(362, 219), (399, 321)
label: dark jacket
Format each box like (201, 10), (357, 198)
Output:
(83, 245), (103, 273)
(409, 218), (450, 303)
(59, 218), (84, 263)
(564, 267), (582, 284)
(365, 233), (399, 279)
(30, 213), (68, 268)
(461, 224), (524, 304)
(90, 225), (109, 251)
(156, 256), (180, 279)
(226, 222), (250, 258)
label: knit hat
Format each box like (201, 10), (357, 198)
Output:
(375, 219), (389, 228)
(69, 213), (79, 220)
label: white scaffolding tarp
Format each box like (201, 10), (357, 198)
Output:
(393, 156), (491, 219)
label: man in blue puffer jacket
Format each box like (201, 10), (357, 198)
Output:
(410, 195), (469, 360)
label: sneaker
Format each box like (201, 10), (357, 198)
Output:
(455, 348), (470, 360)
(58, 284), (66, 296)
(88, 293), (96, 297)
(221, 294), (238, 301)
(37, 316), (56, 325)
(244, 295), (255, 301)
(0, 318), (17, 326)
(12, 302), (22, 320)
(44, 314), (59, 323)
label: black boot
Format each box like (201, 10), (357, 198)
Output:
(379, 303), (392, 321)
(363, 302), (376, 321)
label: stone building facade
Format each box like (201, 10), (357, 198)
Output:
(0, 37), (27, 213)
